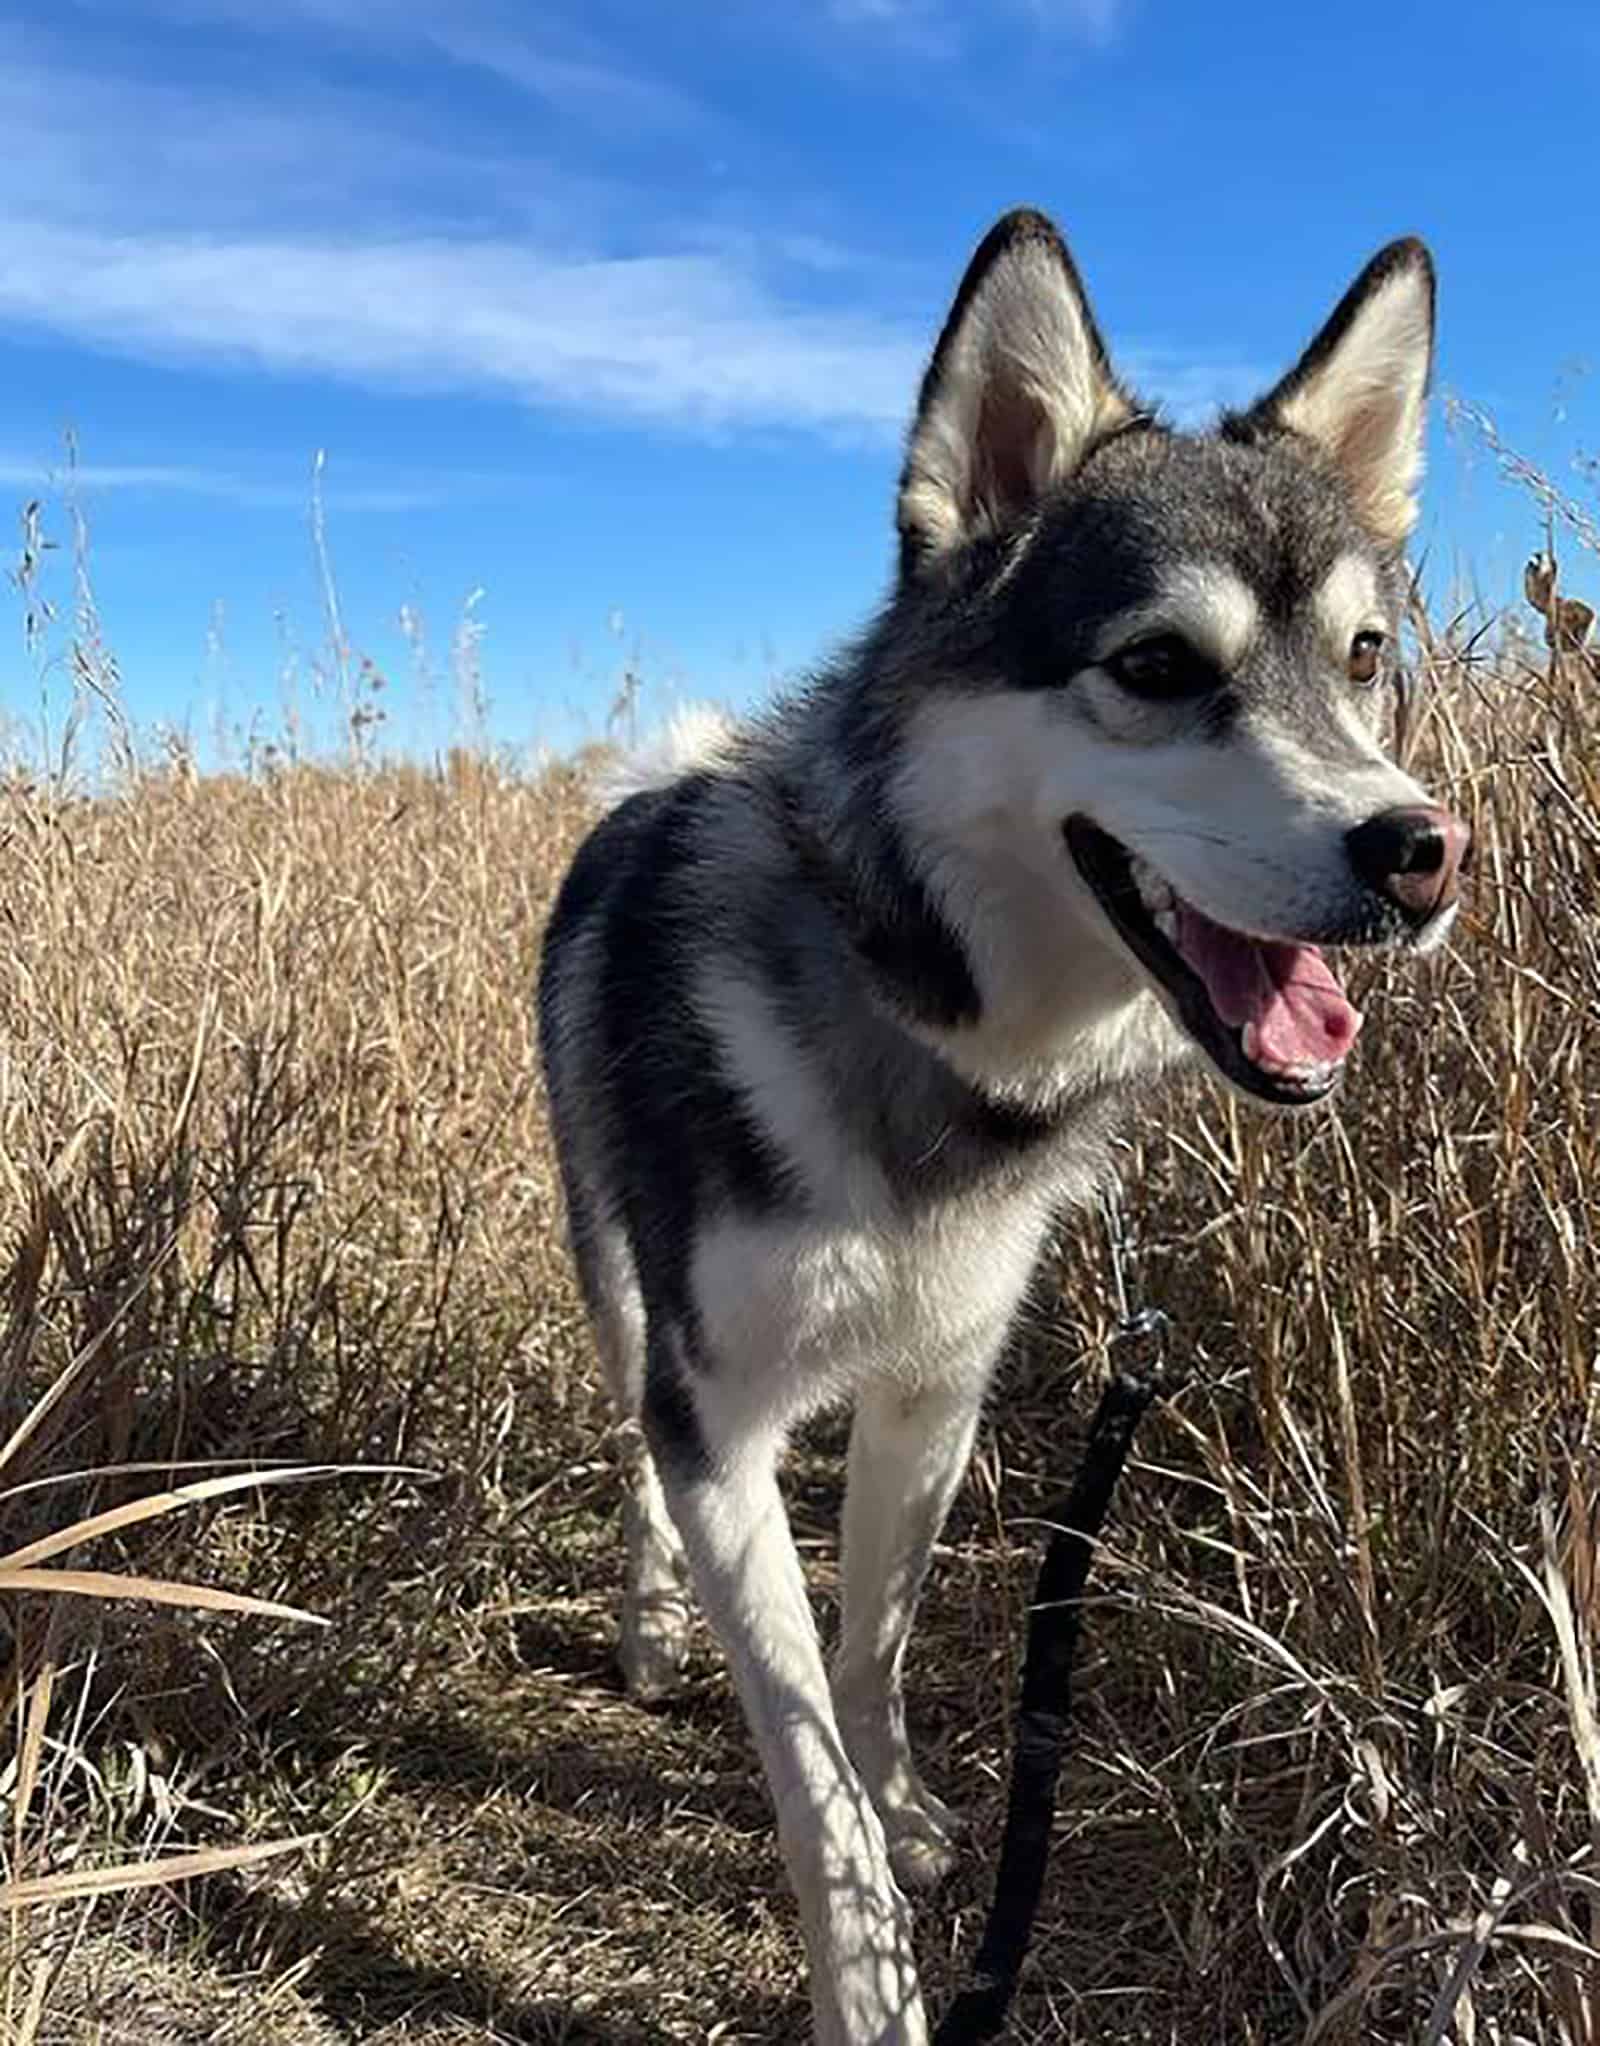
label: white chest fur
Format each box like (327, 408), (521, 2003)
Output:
(688, 1180), (1058, 1441)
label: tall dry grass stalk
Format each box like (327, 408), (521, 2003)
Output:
(0, 467), (1595, 2040)
(0, 527), (604, 2029)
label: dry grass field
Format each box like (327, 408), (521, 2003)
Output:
(0, 490), (1597, 2043)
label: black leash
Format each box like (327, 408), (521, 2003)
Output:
(934, 1182), (1173, 2044)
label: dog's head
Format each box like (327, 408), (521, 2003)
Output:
(890, 209), (1470, 1109)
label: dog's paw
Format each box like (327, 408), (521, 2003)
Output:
(881, 1791), (965, 1892)
(618, 1591), (691, 1702)
(887, 1823), (958, 1893)
(833, 1702), (967, 1891)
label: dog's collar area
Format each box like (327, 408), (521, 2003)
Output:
(772, 778), (989, 1034)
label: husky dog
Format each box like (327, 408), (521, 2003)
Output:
(538, 210), (1470, 2043)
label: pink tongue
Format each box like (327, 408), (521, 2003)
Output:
(1174, 904), (1362, 1068)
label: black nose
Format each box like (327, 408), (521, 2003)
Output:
(1345, 805), (1472, 926)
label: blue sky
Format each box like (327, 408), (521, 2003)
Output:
(1, 0), (1596, 763)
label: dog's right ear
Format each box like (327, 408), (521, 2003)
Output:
(897, 209), (1134, 577)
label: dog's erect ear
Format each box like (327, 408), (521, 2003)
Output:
(897, 209), (1134, 575)
(1244, 239), (1434, 547)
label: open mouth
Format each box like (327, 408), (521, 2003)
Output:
(1064, 818), (1363, 1107)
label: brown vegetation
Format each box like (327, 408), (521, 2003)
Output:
(0, 511), (1597, 2042)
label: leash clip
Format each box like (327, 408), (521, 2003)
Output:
(1099, 1176), (1177, 1393)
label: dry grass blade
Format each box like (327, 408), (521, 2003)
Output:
(0, 1464), (416, 1574)
(1541, 1502), (1600, 1838)
(14, 1946), (53, 2046)
(8, 1605), (61, 1852)
(0, 1567), (326, 1626)
(0, 1834), (321, 1909)
(1541, 1501), (1600, 2046)
(0, 1458), (337, 1506)
(1417, 1864), (1518, 2046)
(0, 1235), (178, 1480)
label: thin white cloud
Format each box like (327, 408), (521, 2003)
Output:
(825, 0), (959, 58)
(0, 7), (1254, 445)
(0, 217), (1260, 438)
(0, 458), (243, 496)
(0, 455), (458, 513)
(826, 0), (1126, 48)
(0, 224), (925, 436)
(0, 35), (920, 438)
(66, 0), (719, 143)
(1020, 0), (1127, 40)
(826, 0), (943, 28)
(0, 29), (681, 335)
(1124, 354), (1268, 426)
(0, 47), (548, 237)
(417, 24), (715, 138)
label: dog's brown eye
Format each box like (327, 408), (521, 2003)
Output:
(1348, 630), (1385, 686)
(1104, 633), (1215, 700)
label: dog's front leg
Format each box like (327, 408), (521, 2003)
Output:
(831, 1369), (990, 1893)
(658, 1422), (928, 2045)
